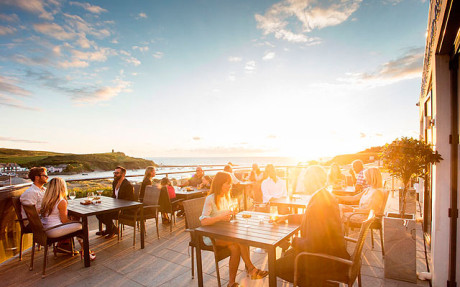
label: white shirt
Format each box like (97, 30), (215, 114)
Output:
(261, 177), (287, 203)
(20, 183), (46, 219)
(230, 173), (240, 184)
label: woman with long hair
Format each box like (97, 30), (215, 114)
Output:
(273, 165), (349, 285)
(139, 166), (155, 202)
(327, 163), (346, 190)
(200, 172), (268, 287)
(261, 164), (287, 210)
(40, 177), (95, 260)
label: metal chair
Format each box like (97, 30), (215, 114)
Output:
(118, 185), (161, 244)
(343, 189), (390, 256)
(182, 197), (231, 287)
(22, 204), (83, 278)
(11, 197), (33, 261)
(294, 211), (375, 287)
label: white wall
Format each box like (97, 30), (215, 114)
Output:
(431, 54), (452, 287)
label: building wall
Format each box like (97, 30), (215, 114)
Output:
(431, 54), (452, 286)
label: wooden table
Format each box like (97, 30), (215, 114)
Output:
(195, 211), (301, 287)
(67, 196), (144, 267)
(269, 195), (311, 213)
(175, 187), (208, 200)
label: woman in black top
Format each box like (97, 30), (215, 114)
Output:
(139, 166), (155, 202)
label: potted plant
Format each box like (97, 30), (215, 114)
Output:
(380, 137), (442, 282)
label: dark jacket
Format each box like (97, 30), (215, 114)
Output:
(112, 178), (134, 201)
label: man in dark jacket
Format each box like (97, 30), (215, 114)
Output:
(97, 166), (134, 238)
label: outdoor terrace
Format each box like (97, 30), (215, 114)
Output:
(0, 190), (430, 287)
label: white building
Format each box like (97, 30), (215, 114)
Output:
(419, 0), (459, 286)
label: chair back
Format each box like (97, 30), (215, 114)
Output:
(133, 184), (141, 201)
(12, 197), (27, 231)
(143, 185), (161, 206)
(377, 189), (390, 217)
(349, 210), (375, 280)
(182, 197), (206, 230)
(22, 204), (47, 245)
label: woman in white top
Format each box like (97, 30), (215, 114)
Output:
(40, 177), (95, 260)
(200, 172), (268, 287)
(261, 164), (287, 203)
(337, 167), (385, 222)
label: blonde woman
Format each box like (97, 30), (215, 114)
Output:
(200, 172), (268, 287)
(139, 166), (155, 202)
(40, 177), (95, 260)
(337, 167), (385, 222)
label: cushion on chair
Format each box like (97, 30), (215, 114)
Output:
(45, 223), (82, 238)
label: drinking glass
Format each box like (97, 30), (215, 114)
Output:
(87, 192), (94, 201)
(242, 213), (252, 227)
(69, 191), (76, 200)
(229, 203), (238, 223)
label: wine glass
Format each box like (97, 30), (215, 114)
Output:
(69, 191), (76, 200)
(242, 213), (252, 228)
(229, 203), (238, 223)
(87, 192), (94, 201)
(97, 190), (103, 197)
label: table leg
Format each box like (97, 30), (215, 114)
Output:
(82, 216), (90, 267)
(267, 246), (276, 287)
(196, 236), (204, 287)
(140, 206), (145, 249)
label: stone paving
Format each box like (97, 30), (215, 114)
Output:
(0, 193), (431, 287)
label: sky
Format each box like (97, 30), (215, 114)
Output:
(0, 0), (429, 161)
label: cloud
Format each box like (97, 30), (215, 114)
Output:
(192, 137), (201, 141)
(255, 0), (361, 43)
(0, 13), (19, 22)
(267, 134), (277, 139)
(338, 47), (424, 86)
(177, 146), (276, 156)
(153, 51), (164, 59)
(71, 77), (131, 103)
(360, 132), (366, 138)
(0, 136), (46, 143)
(58, 46), (115, 68)
(132, 45), (149, 52)
(0, 94), (38, 111)
(0, 25), (16, 35)
(69, 1), (107, 14)
(1, 0), (55, 20)
(33, 22), (75, 40)
(63, 13), (111, 39)
(245, 60), (256, 73)
(0, 75), (31, 97)
(228, 56), (242, 62)
(262, 51), (275, 60)
(137, 12), (147, 19)
(120, 50), (141, 66)
(228, 72), (236, 81)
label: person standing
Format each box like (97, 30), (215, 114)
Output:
(20, 167), (48, 220)
(96, 166), (134, 238)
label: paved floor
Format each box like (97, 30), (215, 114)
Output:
(0, 194), (431, 287)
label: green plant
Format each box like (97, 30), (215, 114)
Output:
(381, 137), (442, 216)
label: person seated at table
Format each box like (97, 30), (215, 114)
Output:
(327, 163), (346, 190)
(224, 164), (240, 184)
(40, 177), (95, 260)
(140, 166), (155, 202)
(261, 164), (288, 213)
(272, 165), (350, 285)
(96, 166), (134, 239)
(349, 159), (368, 192)
(159, 177), (181, 224)
(20, 167), (48, 222)
(181, 166), (204, 187)
(197, 175), (212, 189)
(200, 172), (268, 287)
(337, 167), (384, 223)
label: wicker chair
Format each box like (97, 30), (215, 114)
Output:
(22, 204), (83, 278)
(182, 197), (231, 287)
(118, 185), (161, 243)
(11, 197), (34, 261)
(343, 189), (390, 256)
(294, 211), (375, 287)
(133, 184), (141, 202)
(159, 186), (183, 232)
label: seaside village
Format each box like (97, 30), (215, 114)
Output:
(0, 1), (459, 287)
